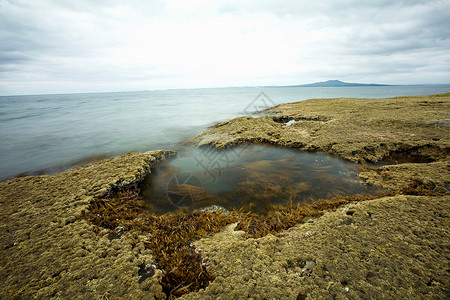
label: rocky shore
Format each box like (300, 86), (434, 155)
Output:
(193, 93), (449, 163)
(1, 94), (449, 299)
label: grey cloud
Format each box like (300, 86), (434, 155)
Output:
(0, 51), (33, 65)
(327, 1), (450, 58)
(0, 0), (127, 74)
(218, 0), (422, 18)
(217, 0), (450, 58)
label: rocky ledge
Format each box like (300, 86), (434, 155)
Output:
(192, 93), (450, 163)
(0, 150), (175, 299)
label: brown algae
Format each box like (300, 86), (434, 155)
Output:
(87, 192), (239, 298)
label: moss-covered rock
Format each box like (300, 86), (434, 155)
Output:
(0, 150), (174, 299)
(186, 195), (450, 299)
(359, 161), (450, 195)
(192, 94), (450, 163)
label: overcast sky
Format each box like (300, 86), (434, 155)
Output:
(0, 0), (449, 95)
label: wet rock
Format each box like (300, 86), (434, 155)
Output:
(138, 262), (156, 284)
(108, 226), (125, 241)
(2, 94), (450, 299)
(426, 118), (450, 128)
(301, 260), (316, 276)
(201, 205), (230, 216)
(359, 161), (449, 195)
(272, 115), (294, 123)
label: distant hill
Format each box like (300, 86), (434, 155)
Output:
(286, 80), (392, 87)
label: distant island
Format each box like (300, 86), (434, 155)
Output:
(272, 80), (393, 88)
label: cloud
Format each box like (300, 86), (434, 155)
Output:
(0, 0), (449, 95)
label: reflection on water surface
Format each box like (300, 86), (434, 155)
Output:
(141, 145), (379, 214)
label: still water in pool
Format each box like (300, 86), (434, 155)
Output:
(140, 144), (379, 214)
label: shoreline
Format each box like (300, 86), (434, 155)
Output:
(1, 94), (449, 299)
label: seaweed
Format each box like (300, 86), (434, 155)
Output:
(88, 193), (146, 230)
(234, 193), (391, 238)
(136, 211), (238, 298)
(86, 192), (238, 298)
(397, 178), (438, 196)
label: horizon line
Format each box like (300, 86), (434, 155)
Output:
(1, 81), (449, 97)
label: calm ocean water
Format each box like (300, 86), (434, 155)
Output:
(0, 85), (449, 181)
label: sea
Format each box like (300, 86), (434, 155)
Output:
(1, 85), (449, 183)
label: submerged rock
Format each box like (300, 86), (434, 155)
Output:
(200, 205), (230, 216)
